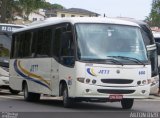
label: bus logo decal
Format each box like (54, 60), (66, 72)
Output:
(14, 60), (51, 90)
(87, 68), (97, 76)
(98, 70), (110, 74)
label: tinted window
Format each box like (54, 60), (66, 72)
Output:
(11, 34), (20, 58)
(53, 23), (74, 65)
(140, 25), (155, 45)
(36, 29), (52, 57)
(60, 31), (74, 66)
(31, 31), (38, 57)
(53, 28), (62, 58)
(23, 32), (32, 57)
(0, 33), (11, 59)
(43, 29), (52, 56)
(12, 24), (75, 60)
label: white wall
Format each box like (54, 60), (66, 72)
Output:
(56, 12), (97, 17)
(29, 12), (45, 21)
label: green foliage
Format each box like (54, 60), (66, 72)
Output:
(1, 0), (64, 22)
(44, 3), (64, 10)
(7, 0), (23, 20)
(18, 0), (45, 19)
(148, 0), (160, 27)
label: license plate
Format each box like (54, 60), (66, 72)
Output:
(109, 95), (123, 100)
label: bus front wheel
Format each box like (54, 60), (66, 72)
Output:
(23, 83), (40, 102)
(63, 85), (74, 108)
(121, 98), (134, 109)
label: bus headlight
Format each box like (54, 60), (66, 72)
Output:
(137, 80), (149, 86)
(92, 79), (96, 84)
(137, 81), (141, 85)
(142, 80), (147, 85)
(77, 77), (85, 83)
(86, 78), (91, 83)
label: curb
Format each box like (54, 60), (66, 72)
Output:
(148, 95), (160, 100)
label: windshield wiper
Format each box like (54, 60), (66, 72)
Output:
(83, 58), (124, 66)
(106, 59), (124, 66)
(108, 56), (146, 66)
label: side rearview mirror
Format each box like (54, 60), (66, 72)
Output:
(156, 42), (160, 55)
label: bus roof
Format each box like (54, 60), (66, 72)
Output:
(14, 17), (140, 33)
(116, 17), (147, 25)
(0, 23), (25, 28)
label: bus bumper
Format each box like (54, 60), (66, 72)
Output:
(73, 83), (150, 99)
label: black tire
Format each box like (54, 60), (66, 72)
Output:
(121, 99), (134, 109)
(9, 87), (20, 95)
(63, 84), (74, 108)
(23, 83), (40, 102)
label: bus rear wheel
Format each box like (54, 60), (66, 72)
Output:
(121, 98), (134, 109)
(23, 83), (40, 102)
(63, 85), (74, 108)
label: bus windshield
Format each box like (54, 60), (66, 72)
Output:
(0, 25), (24, 66)
(0, 32), (11, 63)
(76, 23), (148, 63)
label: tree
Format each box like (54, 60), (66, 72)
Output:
(18, 0), (45, 20)
(0, 0), (64, 23)
(148, 0), (160, 27)
(0, 0), (24, 23)
(44, 3), (64, 10)
(0, 0), (7, 23)
(7, 0), (23, 23)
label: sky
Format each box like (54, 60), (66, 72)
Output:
(46, 0), (153, 20)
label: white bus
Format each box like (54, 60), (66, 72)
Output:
(0, 23), (24, 94)
(118, 18), (159, 94)
(9, 18), (151, 109)
(152, 31), (160, 94)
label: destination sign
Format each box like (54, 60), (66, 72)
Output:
(0, 25), (21, 32)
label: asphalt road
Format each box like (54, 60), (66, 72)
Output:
(0, 90), (159, 118)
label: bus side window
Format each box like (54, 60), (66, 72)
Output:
(44, 29), (52, 57)
(53, 23), (74, 66)
(60, 31), (74, 66)
(53, 28), (61, 59)
(20, 33), (24, 58)
(36, 30), (44, 57)
(12, 34), (18, 58)
(23, 32), (32, 57)
(16, 34), (21, 58)
(36, 28), (52, 57)
(31, 31), (38, 57)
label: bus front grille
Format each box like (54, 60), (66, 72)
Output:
(97, 89), (135, 94)
(101, 79), (133, 84)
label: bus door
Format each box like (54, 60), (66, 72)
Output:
(51, 25), (75, 96)
(51, 59), (59, 96)
(51, 27), (61, 96)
